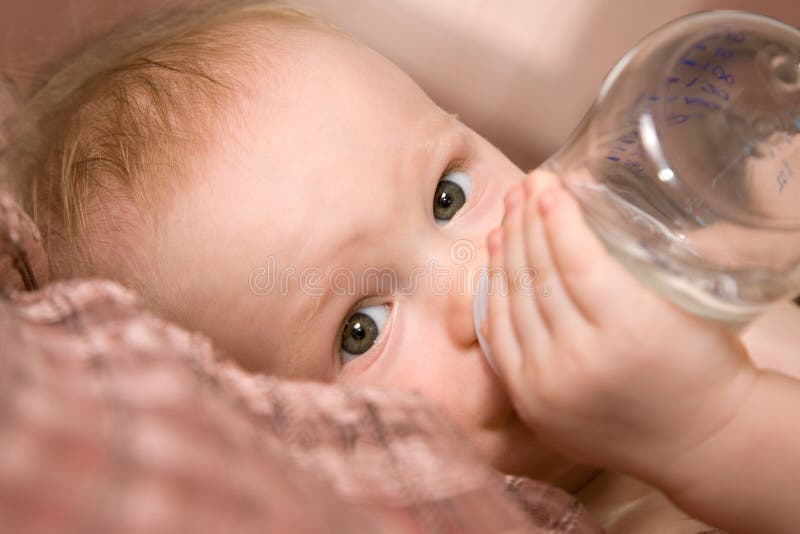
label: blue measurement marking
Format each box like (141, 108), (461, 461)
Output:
(667, 76), (680, 84)
(607, 156), (621, 162)
(795, 116), (800, 130)
(684, 95), (721, 110)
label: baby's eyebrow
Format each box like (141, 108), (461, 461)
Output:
(284, 249), (364, 374)
(284, 112), (463, 372)
(284, 290), (328, 375)
(422, 113), (461, 154)
(283, 236), (387, 374)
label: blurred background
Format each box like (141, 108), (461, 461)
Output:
(1, 0), (798, 169)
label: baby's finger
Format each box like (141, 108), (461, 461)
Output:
(503, 186), (547, 354)
(485, 228), (524, 385)
(539, 186), (633, 323)
(522, 174), (586, 330)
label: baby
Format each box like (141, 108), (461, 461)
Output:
(6, 2), (800, 532)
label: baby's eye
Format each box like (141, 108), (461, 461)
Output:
(433, 170), (472, 224)
(340, 304), (390, 364)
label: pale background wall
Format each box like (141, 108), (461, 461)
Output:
(1, 0), (798, 168)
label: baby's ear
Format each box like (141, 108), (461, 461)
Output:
(0, 189), (49, 292)
(0, 76), (48, 291)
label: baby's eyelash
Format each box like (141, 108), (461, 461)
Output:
(335, 301), (394, 370)
(442, 158), (466, 176)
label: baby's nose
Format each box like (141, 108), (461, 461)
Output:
(441, 238), (486, 349)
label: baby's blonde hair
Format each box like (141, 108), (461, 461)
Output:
(3, 1), (336, 288)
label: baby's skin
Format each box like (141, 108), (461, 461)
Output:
(87, 20), (799, 533)
(142, 25), (568, 481)
(484, 171), (800, 533)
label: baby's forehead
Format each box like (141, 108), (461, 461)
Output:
(235, 26), (434, 126)
(209, 44), (449, 210)
(168, 22), (460, 284)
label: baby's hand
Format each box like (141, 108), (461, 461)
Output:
(484, 169), (758, 487)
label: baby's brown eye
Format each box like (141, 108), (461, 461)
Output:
(433, 170), (472, 224)
(340, 304), (390, 364)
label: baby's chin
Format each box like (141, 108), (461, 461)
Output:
(473, 414), (575, 480)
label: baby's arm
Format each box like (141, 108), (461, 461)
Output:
(742, 301), (800, 379)
(484, 169), (800, 533)
(662, 369), (800, 534)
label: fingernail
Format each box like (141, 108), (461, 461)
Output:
(522, 176), (534, 197)
(539, 189), (555, 213)
(488, 228), (503, 252)
(504, 191), (520, 209)
(508, 184), (527, 207)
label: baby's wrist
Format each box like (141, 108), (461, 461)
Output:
(641, 369), (800, 534)
(640, 361), (762, 496)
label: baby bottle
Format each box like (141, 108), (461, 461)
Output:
(475, 11), (800, 367)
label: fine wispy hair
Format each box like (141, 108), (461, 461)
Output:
(1, 1), (337, 285)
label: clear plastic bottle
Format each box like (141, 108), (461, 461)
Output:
(475, 11), (800, 367)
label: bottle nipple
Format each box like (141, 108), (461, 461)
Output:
(473, 264), (498, 374)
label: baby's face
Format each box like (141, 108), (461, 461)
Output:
(151, 27), (571, 479)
